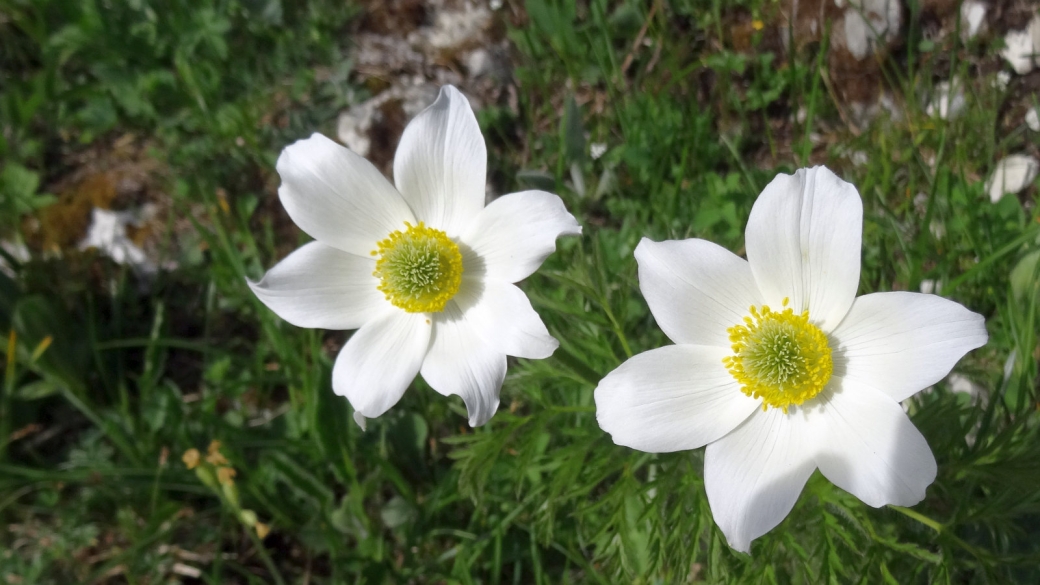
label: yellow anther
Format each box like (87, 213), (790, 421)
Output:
(373, 222), (463, 313)
(722, 303), (833, 412)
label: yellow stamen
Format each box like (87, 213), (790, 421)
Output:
(722, 300), (833, 413)
(373, 221), (463, 313)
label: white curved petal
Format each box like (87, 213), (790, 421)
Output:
(461, 190), (581, 283)
(635, 238), (762, 347)
(247, 241), (387, 330)
(277, 133), (415, 255)
(704, 408), (817, 553)
(453, 277), (558, 359)
(332, 308), (431, 419)
(594, 345), (761, 453)
(393, 86), (486, 237)
(745, 166), (862, 332)
(814, 378), (937, 507)
(420, 301), (507, 427)
(353, 411), (367, 431)
(832, 292), (988, 402)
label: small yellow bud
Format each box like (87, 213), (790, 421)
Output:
(182, 448), (201, 470)
(255, 522), (271, 539)
(217, 466), (237, 486)
(206, 440), (229, 465)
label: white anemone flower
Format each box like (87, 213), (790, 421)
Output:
(249, 86), (581, 428)
(594, 166), (987, 552)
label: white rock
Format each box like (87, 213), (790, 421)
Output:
(985, 154), (1039, 202)
(336, 101), (376, 157)
(336, 82), (440, 158)
(79, 207), (156, 275)
(947, 373), (985, 404)
(959, 1), (987, 40)
(1001, 15), (1040, 75)
(878, 92), (903, 121)
(462, 48), (492, 77)
(926, 80), (966, 120)
(424, 2), (492, 52)
(994, 71), (1012, 90)
(919, 279), (940, 294)
(589, 143), (608, 160)
(1026, 108), (1040, 131)
(0, 240), (30, 278)
(842, 0), (902, 60)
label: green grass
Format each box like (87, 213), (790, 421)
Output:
(2, 0), (1040, 582)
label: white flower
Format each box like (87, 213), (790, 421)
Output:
(249, 86), (581, 428)
(594, 166), (987, 552)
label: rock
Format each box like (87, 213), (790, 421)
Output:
(78, 206), (158, 275)
(0, 240), (30, 278)
(959, 1), (987, 40)
(1026, 108), (1039, 131)
(985, 154), (1039, 202)
(841, 0), (903, 60)
(336, 82), (440, 158)
(1001, 14), (1040, 75)
(926, 80), (966, 120)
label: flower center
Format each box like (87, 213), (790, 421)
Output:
(372, 221), (463, 313)
(722, 299), (833, 413)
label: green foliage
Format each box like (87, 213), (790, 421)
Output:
(1, 0), (1039, 582)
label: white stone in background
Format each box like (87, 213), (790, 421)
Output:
(842, 0), (902, 60)
(994, 71), (1012, 90)
(919, 279), (943, 294)
(959, 1), (987, 40)
(1001, 15), (1040, 75)
(947, 373), (985, 402)
(420, 2), (492, 52)
(1026, 108), (1040, 131)
(878, 92), (903, 121)
(0, 240), (30, 278)
(79, 207), (157, 275)
(336, 101), (377, 157)
(462, 48), (492, 77)
(336, 82), (440, 158)
(985, 154), (1039, 202)
(926, 80), (966, 120)
(589, 143), (607, 160)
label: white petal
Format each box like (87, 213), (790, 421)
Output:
(454, 277), (558, 359)
(420, 301), (507, 427)
(635, 238), (762, 347)
(594, 345), (761, 453)
(745, 166), (862, 332)
(247, 242), (386, 330)
(353, 411), (367, 431)
(332, 309), (431, 419)
(461, 190), (581, 283)
(393, 86), (486, 237)
(704, 408), (817, 553)
(814, 378), (937, 507)
(277, 133), (415, 255)
(832, 291), (988, 402)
